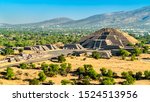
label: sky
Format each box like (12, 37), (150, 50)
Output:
(0, 0), (150, 24)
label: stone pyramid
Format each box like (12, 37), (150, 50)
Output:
(80, 28), (138, 50)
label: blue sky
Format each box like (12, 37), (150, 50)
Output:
(0, 0), (150, 24)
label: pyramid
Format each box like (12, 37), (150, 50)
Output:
(63, 44), (84, 50)
(80, 28), (139, 50)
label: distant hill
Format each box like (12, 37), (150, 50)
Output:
(1, 6), (150, 30)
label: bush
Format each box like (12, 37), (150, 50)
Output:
(101, 77), (115, 85)
(131, 48), (142, 56)
(38, 71), (46, 82)
(6, 67), (14, 80)
(29, 78), (40, 85)
(107, 69), (113, 77)
(29, 63), (36, 69)
(59, 63), (72, 76)
(58, 54), (66, 63)
(131, 54), (136, 61)
(92, 51), (101, 59)
(100, 67), (107, 76)
(19, 63), (28, 69)
(61, 79), (71, 85)
(48, 80), (55, 85)
(1, 48), (14, 55)
(135, 71), (143, 80)
(144, 70), (150, 79)
(121, 72), (129, 79)
(122, 76), (135, 85)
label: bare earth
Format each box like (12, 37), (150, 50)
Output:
(0, 54), (150, 85)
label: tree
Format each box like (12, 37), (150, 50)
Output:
(121, 72), (129, 79)
(131, 54), (136, 61)
(135, 71), (143, 80)
(58, 54), (66, 63)
(18, 48), (23, 54)
(122, 76), (135, 85)
(41, 62), (49, 73)
(107, 69), (113, 77)
(101, 77), (115, 85)
(61, 79), (71, 85)
(92, 51), (101, 59)
(29, 63), (36, 69)
(143, 46), (149, 53)
(29, 78), (40, 85)
(6, 67), (14, 80)
(100, 67), (107, 76)
(132, 48), (142, 56)
(38, 71), (46, 82)
(48, 80), (55, 85)
(1, 48), (14, 55)
(144, 70), (150, 79)
(19, 63), (28, 69)
(119, 49), (131, 60)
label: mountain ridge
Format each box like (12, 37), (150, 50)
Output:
(1, 6), (150, 30)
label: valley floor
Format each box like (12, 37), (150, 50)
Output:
(0, 54), (150, 85)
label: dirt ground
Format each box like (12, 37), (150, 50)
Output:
(0, 54), (150, 85)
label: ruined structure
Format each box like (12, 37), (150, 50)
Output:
(63, 44), (84, 50)
(24, 44), (59, 51)
(80, 28), (138, 50)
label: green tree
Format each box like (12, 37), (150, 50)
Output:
(135, 71), (143, 80)
(18, 48), (23, 54)
(19, 63), (28, 69)
(58, 54), (66, 63)
(48, 80), (55, 85)
(1, 48), (14, 55)
(101, 77), (115, 85)
(29, 78), (40, 85)
(132, 48), (142, 56)
(100, 67), (107, 76)
(38, 71), (46, 82)
(119, 49), (131, 60)
(92, 51), (101, 59)
(122, 76), (135, 85)
(131, 54), (136, 61)
(144, 70), (150, 79)
(6, 67), (14, 80)
(61, 79), (71, 85)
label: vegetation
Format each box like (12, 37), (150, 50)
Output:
(38, 71), (46, 82)
(58, 54), (66, 63)
(1, 48), (14, 55)
(92, 51), (101, 59)
(122, 76), (135, 85)
(101, 77), (115, 85)
(29, 78), (40, 85)
(19, 63), (28, 69)
(6, 67), (14, 80)
(144, 70), (150, 79)
(61, 79), (71, 85)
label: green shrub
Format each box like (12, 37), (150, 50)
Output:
(29, 78), (40, 85)
(58, 54), (66, 63)
(101, 77), (115, 85)
(38, 71), (46, 82)
(92, 51), (101, 59)
(6, 67), (14, 80)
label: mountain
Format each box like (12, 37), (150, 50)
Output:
(1, 6), (150, 30)
(15, 17), (74, 28)
(61, 6), (150, 29)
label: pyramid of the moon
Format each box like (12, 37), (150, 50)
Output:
(80, 28), (138, 50)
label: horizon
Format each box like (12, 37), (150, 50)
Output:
(0, 0), (150, 24)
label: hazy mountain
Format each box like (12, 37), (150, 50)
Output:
(1, 6), (150, 30)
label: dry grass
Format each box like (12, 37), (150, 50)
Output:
(0, 54), (150, 85)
